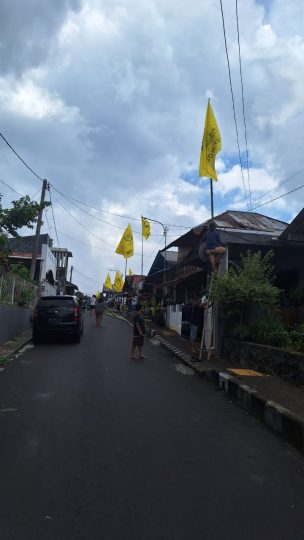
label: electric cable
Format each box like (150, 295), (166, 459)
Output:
(0, 131), (43, 182)
(50, 185), (192, 230)
(48, 187), (60, 248)
(235, 0), (252, 210)
(250, 183), (304, 211)
(219, 0), (250, 211)
(249, 169), (304, 208)
(0, 178), (24, 197)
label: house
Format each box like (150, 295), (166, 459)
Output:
(8, 234), (74, 295)
(144, 209), (304, 347)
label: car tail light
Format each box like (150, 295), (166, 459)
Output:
(74, 306), (79, 321)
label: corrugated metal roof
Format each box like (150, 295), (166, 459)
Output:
(165, 210), (288, 251)
(194, 211), (287, 233)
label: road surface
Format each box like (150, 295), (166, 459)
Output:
(0, 312), (304, 539)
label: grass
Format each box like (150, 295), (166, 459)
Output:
(0, 356), (8, 365)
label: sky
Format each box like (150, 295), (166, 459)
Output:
(0, 0), (304, 294)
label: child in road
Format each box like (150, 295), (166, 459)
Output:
(131, 304), (146, 359)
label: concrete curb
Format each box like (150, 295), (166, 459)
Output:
(0, 329), (33, 364)
(155, 334), (304, 451)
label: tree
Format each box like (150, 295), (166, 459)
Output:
(210, 250), (279, 320)
(0, 194), (49, 267)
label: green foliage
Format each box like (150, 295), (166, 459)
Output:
(289, 323), (304, 352)
(286, 288), (304, 306)
(0, 193), (49, 268)
(10, 263), (31, 281)
(231, 322), (249, 340)
(0, 195), (48, 236)
(211, 250), (279, 317)
(18, 287), (34, 306)
(250, 318), (290, 349)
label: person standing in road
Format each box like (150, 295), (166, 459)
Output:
(90, 295), (96, 316)
(131, 304), (146, 359)
(95, 295), (106, 327)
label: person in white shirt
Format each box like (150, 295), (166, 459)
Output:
(90, 295), (96, 315)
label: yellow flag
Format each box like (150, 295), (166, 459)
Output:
(115, 223), (134, 259)
(142, 217), (150, 240)
(199, 100), (221, 181)
(104, 273), (112, 290)
(128, 268), (133, 276)
(114, 271), (124, 292)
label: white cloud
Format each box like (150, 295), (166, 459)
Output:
(1, 0), (304, 292)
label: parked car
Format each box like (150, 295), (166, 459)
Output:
(32, 295), (84, 343)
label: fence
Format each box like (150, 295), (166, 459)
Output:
(0, 270), (38, 308)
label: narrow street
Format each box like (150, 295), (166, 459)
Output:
(1, 312), (304, 540)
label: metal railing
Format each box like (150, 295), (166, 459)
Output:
(0, 270), (38, 308)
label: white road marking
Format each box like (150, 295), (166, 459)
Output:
(173, 364), (195, 376)
(150, 338), (161, 346)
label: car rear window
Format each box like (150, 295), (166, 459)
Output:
(38, 298), (75, 309)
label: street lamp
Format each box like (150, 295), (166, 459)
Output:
(142, 216), (169, 309)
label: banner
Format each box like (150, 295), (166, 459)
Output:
(142, 217), (150, 240)
(199, 100), (221, 181)
(115, 223), (134, 259)
(114, 271), (124, 292)
(104, 273), (112, 290)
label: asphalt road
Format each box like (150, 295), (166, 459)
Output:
(1, 312), (304, 540)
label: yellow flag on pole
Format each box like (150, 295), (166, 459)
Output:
(199, 100), (221, 181)
(141, 217), (150, 240)
(128, 268), (133, 276)
(104, 273), (112, 290)
(114, 271), (124, 292)
(115, 223), (134, 259)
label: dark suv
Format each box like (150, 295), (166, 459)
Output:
(33, 295), (84, 343)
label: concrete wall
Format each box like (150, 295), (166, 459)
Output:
(0, 304), (32, 344)
(224, 338), (304, 385)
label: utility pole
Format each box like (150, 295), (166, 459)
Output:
(30, 179), (48, 282)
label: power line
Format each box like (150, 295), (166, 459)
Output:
(58, 229), (155, 256)
(235, 0), (252, 210)
(0, 131), (43, 182)
(219, 0), (250, 212)
(73, 267), (103, 287)
(48, 187), (60, 248)
(250, 183), (304, 211)
(52, 186), (186, 235)
(249, 169), (304, 208)
(51, 190), (115, 248)
(51, 191), (159, 254)
(51, 185), (192, 230)
(0, 178), (24, 197)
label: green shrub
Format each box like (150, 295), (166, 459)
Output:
(211, 251), (279, 318)
(250, 318), (290, 349)
(289, 323), (304, 353)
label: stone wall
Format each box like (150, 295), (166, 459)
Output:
(224, 338), (304, 385)
(0, 304), (32, 344)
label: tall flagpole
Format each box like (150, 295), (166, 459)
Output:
(210, 178), (214, 218)
(141, 216), (144, 275)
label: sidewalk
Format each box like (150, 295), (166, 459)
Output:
(2, 314), (304, 451)
(146, 319), (304, 451)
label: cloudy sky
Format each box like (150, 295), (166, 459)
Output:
(0, 0), (304, 294)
